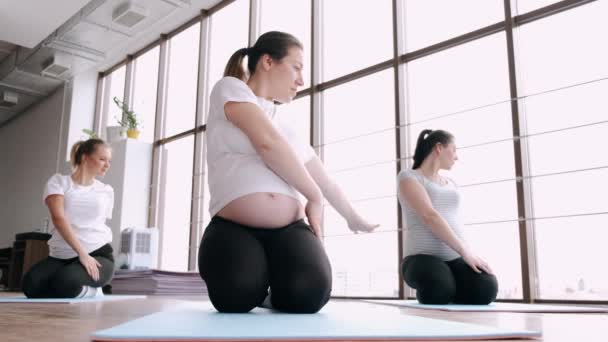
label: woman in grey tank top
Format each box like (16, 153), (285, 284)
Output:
(398, 129), (498, 304)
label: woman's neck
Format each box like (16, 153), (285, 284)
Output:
(247, 74), (273, 101)
(71, 168), (95, 186)
(418, 160), (441, 180)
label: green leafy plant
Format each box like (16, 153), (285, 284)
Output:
(82, 128), (98, 138)
(113, 97), (140, 130)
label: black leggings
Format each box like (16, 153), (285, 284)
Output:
(402, 254), (498, 304)
(22, 244), (115, 298)
(198, 216), (332, 313)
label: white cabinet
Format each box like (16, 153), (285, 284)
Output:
(103, 139), (153, 259)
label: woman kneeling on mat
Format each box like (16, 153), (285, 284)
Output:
(398, 129), (498, 304)
(23, 138), (115, 298)
(199, 31), (378, 314)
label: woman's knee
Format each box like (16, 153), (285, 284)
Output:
(456, 273), (498, 304)
(207, 274), (268, 313)
(22, 270), (45, 298)
(272, 273), (332, 313)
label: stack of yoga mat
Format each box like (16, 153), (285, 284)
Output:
(111, 269), (207, 296)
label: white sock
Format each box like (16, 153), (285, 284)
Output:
(260, 290), (273, 309)
(77, 286), (100, 298)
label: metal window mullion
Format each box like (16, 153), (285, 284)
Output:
(148, 34), (170, 230)
(249, 0), (261, 45)
(393, 0), (407, 300)
(312, 0), (323, 159)
(189, 13), (211, 271)
(123, 55), (135, 123)
(504, 0), (537, 303)
(93, 73), (105, 137)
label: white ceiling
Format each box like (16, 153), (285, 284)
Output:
(0, 0), (91, 48)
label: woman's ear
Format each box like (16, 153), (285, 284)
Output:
(261, 54), (273, 71)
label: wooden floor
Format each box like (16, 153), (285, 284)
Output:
(1, 292), (607, 342)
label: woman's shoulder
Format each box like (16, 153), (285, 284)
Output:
(213, 76), (250, 93)
(397, 169), (423, 183)
(94, 179), (113, 193)
(47, 173), (69, 185)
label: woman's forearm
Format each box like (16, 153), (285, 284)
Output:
(258, 138), (322, 202)
(425, 212), (469, 256)
(52, 217), (88, 256)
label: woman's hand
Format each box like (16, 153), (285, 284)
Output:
(462, 250), (493, 275)
(347, 214), (380, 233)
(305, 199), (324, 238)
(79, 253), (101, 281)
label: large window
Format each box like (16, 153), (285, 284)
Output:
(104, 65), (126, 130)
(323, 69), (399, 297)
(97, 0), (608, 302)
(401, 0), (503, 53)
(132, 47), (160, 143)
(260, 0), (311, 89)
(158, 136), (195, 271)
(516, 0), (608, 301)
(208, 0), (249, 90)
(164, 23), (201, 138)
(321, 0), (392, 81)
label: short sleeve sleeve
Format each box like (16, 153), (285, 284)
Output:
(397, 169), (424, 184)
(211, 77), (259, 120)
(105, 185), (114, 219)
(43, 174), (67, 202)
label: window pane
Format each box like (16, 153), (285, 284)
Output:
(527, 124), (608, 177)
(451, 141), (516, 186)
(535, 214), (608, 300)
(524, 80), (608, 135)
(531, 169), (608, 218)
(330, 164), (396, 202)
(324, 69), (394, 142)
(406, 103), (516, 186)
(460, 181), (519, 224)
(208, 0), (249, 89)
(516, 1), (608, 96)
(401, 0), (503, 52)
(106, 65), (126, 129)
(165, 23), (201, 138)
(463, 222), (523, 299)
(324, 130), (395, 173)
(324, 197), (399, 297)
(277, 96), (311, 148)
(322, 69), (398, 297)
(260, 0), (311, 89)
(132, 47), (160, 143)
(406, 33), (510, 123)
(322, 0), (392, 81)
(515, 0), (562, 15)
(159, 136), (194, 271)
(408, 102), (513, 149)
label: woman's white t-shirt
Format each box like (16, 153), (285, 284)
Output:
(206, 76), (316, 217)
(43, 174), (114, 259)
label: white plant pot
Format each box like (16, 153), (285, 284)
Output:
(106, 126), (126, 143)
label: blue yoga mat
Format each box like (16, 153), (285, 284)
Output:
(0, 295), (146, 304)
(91, 301), (541, 341)
(365, 299), (608, 313)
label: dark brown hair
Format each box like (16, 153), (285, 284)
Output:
(223, 31), (303, 81)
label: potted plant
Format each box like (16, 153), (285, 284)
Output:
(113, 97), (141, 139)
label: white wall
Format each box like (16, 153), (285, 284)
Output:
(0, 85), (69, 247)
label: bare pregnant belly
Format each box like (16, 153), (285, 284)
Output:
(216, 192), (305, 228)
